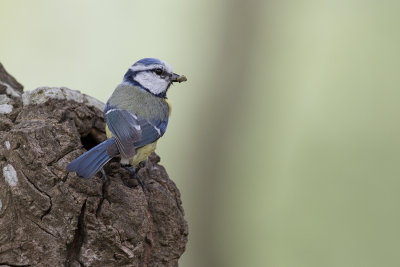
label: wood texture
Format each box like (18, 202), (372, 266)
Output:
(0, 64), (188, 267)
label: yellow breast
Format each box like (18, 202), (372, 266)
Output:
(130, 142), (157, 166)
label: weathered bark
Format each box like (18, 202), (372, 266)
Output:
(0, 63), (188, 267)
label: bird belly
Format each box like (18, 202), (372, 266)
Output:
(130, 142), (157, 166)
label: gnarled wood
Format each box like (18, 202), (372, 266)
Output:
(0, 64), (188, 267)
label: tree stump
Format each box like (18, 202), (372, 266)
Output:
(0, 63), (188, 267)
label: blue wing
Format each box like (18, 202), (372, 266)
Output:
(134, 117), (168, 148)
(104, 103), (168, 158)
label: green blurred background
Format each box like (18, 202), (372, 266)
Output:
(1, 1), (400, 266)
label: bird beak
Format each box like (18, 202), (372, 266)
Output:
(171, 73), (187, 83)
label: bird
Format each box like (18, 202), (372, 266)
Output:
(66, 58), (187, 182)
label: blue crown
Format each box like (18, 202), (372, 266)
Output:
(133, 58), (163, 66)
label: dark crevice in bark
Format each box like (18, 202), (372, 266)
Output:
(62, 171), (71, 182)
(40, 200), (52, 221)
(65, 200), (87, 267)
(19, 170), (53, 221)
(20, 170), (50, 199)
(95, 178), (109, 218)
(47, 148), (74, 166)
(27, 217), (57, 238)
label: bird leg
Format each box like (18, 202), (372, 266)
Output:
(101, 168), (108, 183)
(121, 165), (145, 188)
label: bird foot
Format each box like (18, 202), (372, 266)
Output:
(122, 165), (145, 188)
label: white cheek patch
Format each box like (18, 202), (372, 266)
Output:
(134, 72), (169, 95)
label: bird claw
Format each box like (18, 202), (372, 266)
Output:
(122, 165), (145, 189)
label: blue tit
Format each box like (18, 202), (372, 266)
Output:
(66, 58), (187, 179)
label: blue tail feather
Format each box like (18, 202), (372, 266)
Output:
(67, 138), (116, 179)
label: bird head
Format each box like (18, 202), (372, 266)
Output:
(122, 58), (187, 98)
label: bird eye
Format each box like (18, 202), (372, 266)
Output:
(154, 68), (163, 75)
